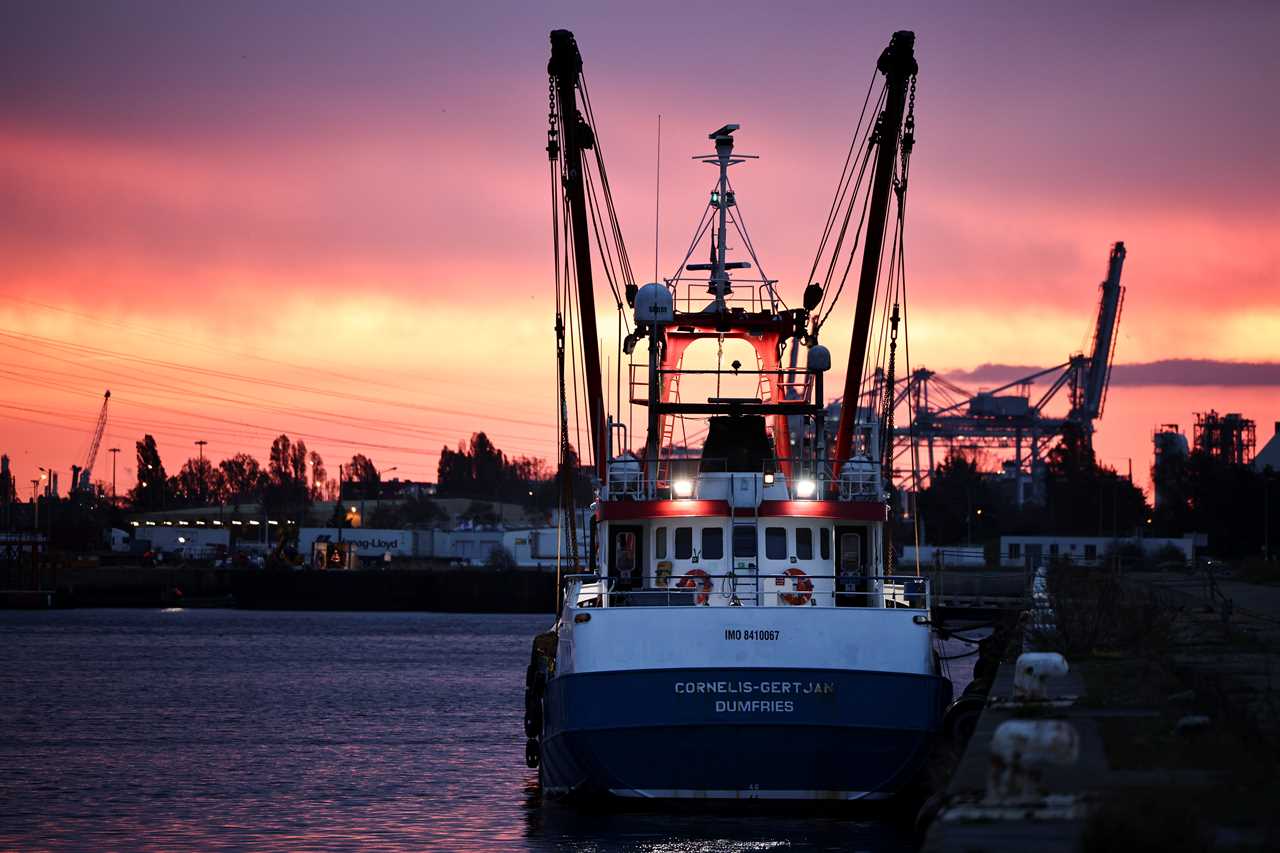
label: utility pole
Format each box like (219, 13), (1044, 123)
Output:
(337, 464), (344, 546)
(108, 448), (120, 503)
(195, 440), (207, 462)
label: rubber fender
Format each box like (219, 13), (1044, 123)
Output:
(524, 709), (542, 738)
(524, 678), (545, 737)
(973, 654), (999, 683)
(525, 738), (540, 769)
(942, 694), (986, 746)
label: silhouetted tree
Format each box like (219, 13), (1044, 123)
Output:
(129, 434), (168, 510)
(1044, 424), (1148, 536)
(220, 453), (265, 505)
(307, 451), (327, 501)
(437, 432), (557, 504)
(346, 453), (379, 498)
(173, 457), (225, 506)
(916, 451), (1000, 545)
(264, 434), (309, 520)
(1154, 449), (1272, 558)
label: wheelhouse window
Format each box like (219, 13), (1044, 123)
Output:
(702, 527), (724, 560)
(819, 528), (831, 560)
(655, 526), (668, 560)
(674, 527), (693, 560)
(765, 527), (787, 560)
(796, 527), (813, 560)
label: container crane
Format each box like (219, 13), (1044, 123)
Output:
(868, 242), (1127, 505)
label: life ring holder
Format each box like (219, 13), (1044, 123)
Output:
(675, 568), (712, 605)
(780, 567), (813, 606)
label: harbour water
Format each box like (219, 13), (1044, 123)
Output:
(0, 609), (966, 851)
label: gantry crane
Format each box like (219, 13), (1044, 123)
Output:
(868, 243), (1127, 504)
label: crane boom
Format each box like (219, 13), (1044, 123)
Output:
(1081, 242), (1126, 420)
(79, 389), (110, 492)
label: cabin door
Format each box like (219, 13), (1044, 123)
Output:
(609, 525), (643, 591)
(835, 525), (868, 607)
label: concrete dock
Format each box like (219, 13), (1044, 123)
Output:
(922, 567), (1280, 851)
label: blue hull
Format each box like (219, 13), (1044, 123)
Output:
(540, 667), (950, 801)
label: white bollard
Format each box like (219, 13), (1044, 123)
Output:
(987, 719), (1080, 803)
(1013, 652), (1069, 701)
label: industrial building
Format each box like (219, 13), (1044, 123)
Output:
(998, 534), (1197, 567)
(1252, 422), (1280, 473)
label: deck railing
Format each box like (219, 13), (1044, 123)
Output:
(668, 281), (782, 316)
(627, 364), (815, 409)
(562, 573), (929, 611)
(605, 455), (881, 504)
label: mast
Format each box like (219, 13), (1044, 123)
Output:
(685, 125), (752, 312)
(549, 30), (607, 478)
(832, 31), (917, 466)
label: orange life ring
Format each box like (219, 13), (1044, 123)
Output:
(675, 568), (712, 605)
(780, 567), (813, 606)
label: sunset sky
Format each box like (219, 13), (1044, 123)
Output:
(2, 1), (1277, 497)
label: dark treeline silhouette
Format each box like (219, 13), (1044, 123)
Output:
(435, 432), (592, 509)
(102, 430), (593, 521)
(910, 421), (1276, 561)
(1153, 443), (1277, 559)
(126, 433), (336, 512)
(913, 424), (1148, 546)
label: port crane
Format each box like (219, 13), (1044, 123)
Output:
(866, 243), (1127, 504)
(70, 389), (111, 495)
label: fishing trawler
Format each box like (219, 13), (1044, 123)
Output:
(525, 28), (951, 802)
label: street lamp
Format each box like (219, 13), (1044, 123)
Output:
(37, 467), (51, 542)
(108, 448), (120, 503)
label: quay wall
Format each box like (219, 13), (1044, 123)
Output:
(0, 562), (557, 613)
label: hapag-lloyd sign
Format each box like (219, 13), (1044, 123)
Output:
(674, 678), (836, 714)
(300, 528), (413, 557)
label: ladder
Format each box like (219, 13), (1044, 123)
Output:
(754, 351), (774, 405)
(655, 371), (682, 485)
(725, 474), (763, 607)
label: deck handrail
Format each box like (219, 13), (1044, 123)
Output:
(563, 573), (929, 611)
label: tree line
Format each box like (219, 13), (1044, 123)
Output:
(123, 430), (592, 515)
(909, 422), (1277, 560)
(128, 434), (381, 513)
